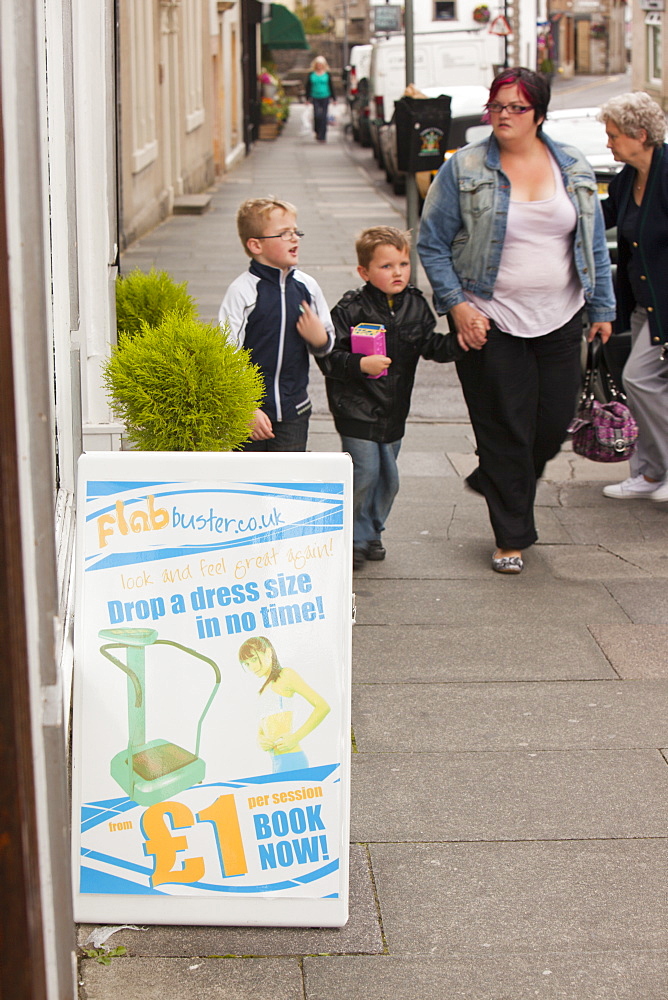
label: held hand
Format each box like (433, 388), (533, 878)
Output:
(296, 301), (329, 348)
(250, 409), (275, 441)
(272, 733), (298, 753)
(258, 735), (275, 751)
(449, 302), (490, 351)
(587, 322), (613, 344)
(360, 354), (392, 376)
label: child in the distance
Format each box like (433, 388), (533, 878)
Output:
(317, 226), (462, 570)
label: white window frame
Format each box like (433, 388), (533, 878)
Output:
(130, 0), (158, 173)
(646, 12), (662, 84)
(183, 0), (205, 132)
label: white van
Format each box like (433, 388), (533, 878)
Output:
(346, 44), (373, 144)
(367, 32), (494, 159)
(346, 44), (372, 103)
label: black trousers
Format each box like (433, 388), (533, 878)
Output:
(456, 309), (583, 550)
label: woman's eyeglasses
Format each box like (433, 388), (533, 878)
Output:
(255, 229), (305, 241)
(485, 102), (532, 115)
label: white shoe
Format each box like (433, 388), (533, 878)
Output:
(650, 478), (668, 502)
(602, 475), (661, 499)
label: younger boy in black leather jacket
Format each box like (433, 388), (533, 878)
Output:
(317, 226), (462, 571)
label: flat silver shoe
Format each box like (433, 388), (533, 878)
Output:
(491, 553), (523, 574)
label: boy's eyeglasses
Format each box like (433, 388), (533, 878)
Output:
(255, 229), (305, 241)
(485, 102), (532, 115)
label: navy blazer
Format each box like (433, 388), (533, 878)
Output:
(603, 143), (668, 345)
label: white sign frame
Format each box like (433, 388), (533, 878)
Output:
(72, 451), (353, 927)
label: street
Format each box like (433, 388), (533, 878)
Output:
(82, 68), (668, 1000)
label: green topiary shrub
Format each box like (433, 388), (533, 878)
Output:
(103, 312), (265, 451)
(116, 268), (197, 341)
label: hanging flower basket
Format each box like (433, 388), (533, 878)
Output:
(473, 5), (491, 24)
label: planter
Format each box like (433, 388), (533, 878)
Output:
(473, 4), (490, 23)
(258, 122), (280, 140)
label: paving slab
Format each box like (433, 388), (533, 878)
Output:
(351, 750), (668, 842)
(385, 477), (483, 508)
(303, 953), (668, 1000)
(305, 427), (339, 451)
(533, 509), (580, 544)
(447, 451), (478, 478)
(444, 504), (574, 545)
(604, 543), (668, 577)
(396, 451), (458, 477)
(555, 482), (636, 507)
(352, 579), (630, 625)
(548, 453), (633, 483)
(553, 506), (668, 544)
(79, 957), (302, 1000)
(353, 537), (497, 580)
(77, 846), (382, 958)
(400, 422), (474, 451)
(376, 501), (481, 542)
(604, 581), (668, 624)
(535, 480), (562, 506)
(352, 680), (668, 751)
(368, 840), (668, 955)
(589, 624), (668, 677)
(352, 624), (616, 682)
(536, 544), (652, 579)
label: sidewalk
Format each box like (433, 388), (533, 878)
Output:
(80, 103), (668, 999)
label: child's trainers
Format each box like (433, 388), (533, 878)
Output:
(366, 540), (386, 561)
(603, 475), (661, 499)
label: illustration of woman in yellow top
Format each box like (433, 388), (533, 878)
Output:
(238, 636), (330, 773)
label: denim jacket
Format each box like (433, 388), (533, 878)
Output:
(417, 132), (616, 323)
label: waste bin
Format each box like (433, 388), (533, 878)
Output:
(394, 95), (452, 174)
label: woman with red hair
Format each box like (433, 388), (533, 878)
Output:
(418, 67), (615, 574)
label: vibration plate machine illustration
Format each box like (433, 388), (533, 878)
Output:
(99, 627), (221, 806)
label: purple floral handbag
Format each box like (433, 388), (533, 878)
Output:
(568, 340), (638, 463)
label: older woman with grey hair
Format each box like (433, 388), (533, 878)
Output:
(599, 92), (668, 501)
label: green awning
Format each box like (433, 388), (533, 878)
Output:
(261, 3), (309, 50)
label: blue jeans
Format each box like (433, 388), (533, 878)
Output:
(341, 436), (401, 549)
(312, 98), (329, 141)
(242, 411), (309, 452)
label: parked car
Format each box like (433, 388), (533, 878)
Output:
(379, 84), (490, 195)
(352, 77), (372, 146)
(346, 44), (372, 145)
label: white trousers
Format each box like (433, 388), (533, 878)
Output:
(625, 306), (668, 480)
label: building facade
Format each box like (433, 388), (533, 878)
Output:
(0, 2), (265, 996)
(631, 0), (667, 109)
(548, 0), (627, 77)
(119, 0), (247, 248)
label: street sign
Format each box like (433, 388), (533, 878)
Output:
(373, 4), (402, 33)
(72, 451), (353, 927)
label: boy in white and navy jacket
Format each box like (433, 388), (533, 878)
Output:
(219, 197), (334, 451)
